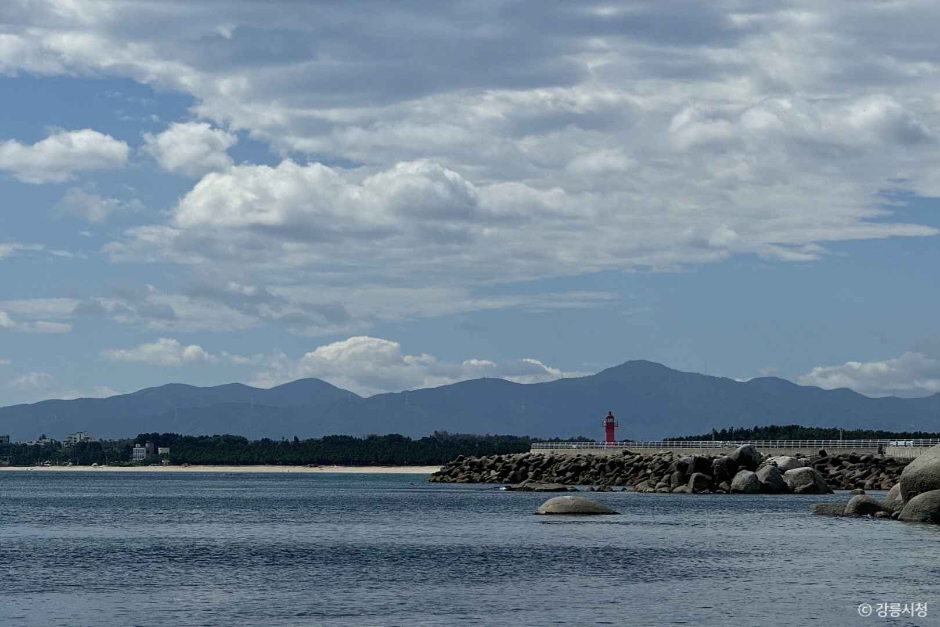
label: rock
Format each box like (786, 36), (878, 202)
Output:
(898, 489), (940, 523)
(843, 495), (885, 516)
(672, 485), (691, 493)
(874, 511), (891, 519)
(849, 488), (866, 495)
(765, 456), (805, 473)
(784, 468), (831, 494)
(674, 458), (691, 474)
(535, 496), (619, 515)
(810, 503), (846, 516)
(688, 456), (712, 475)
(756, 465), (788, 493)
(818, 449), (828, 458)
(730, 470), (761, 494)
(899, 443), (940, 502)
(884, 484), (905, 513)
(711, 456), (737, 483)
(717, 481), (731, 493)
(669, 471), (690, 489)
(730, 445), (762, 471)
(688, 472), (712, 493)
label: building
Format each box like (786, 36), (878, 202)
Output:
(0, 435), (10, 445)
(64, 432), (94, 447)
(26, 437), (56, 446)
(157, 447), (170, 456)
(132, 442), (157, 462)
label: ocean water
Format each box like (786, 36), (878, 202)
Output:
(1, 473), (938, 627)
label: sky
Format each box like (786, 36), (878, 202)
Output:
(1, 0), (940, 404)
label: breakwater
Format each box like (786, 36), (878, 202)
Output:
(429, 447), (911, 493)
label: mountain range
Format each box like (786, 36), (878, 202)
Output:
(2, 360), (939, 441)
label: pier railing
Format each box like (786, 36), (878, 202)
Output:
(531, 439), (940, 451)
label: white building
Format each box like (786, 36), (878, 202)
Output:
(64, 432), (94, 447)
(157, 447), (170, 456)
(132, 444), (148, 461)
(132, 442), (156, 461)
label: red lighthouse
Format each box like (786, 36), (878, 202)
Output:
(604, 411), (618, 444)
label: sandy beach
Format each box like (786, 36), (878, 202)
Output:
(0, 465), (441, 474)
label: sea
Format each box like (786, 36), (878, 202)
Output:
(1, 472), (937, 627)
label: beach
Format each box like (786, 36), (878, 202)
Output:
(0, 464), (441, 474)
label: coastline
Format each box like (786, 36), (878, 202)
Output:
(0, 465), (441, 474)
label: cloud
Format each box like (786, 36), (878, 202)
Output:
(109, 155), (937, 287)
(246, 335), (581, 396)
(4, 1), (940, 355)
(798, 351), (940, 398)
(54, 386), (121, 401)
(101, 338), (214, 367)
(0, 308), (71, 333)
(143, 122), (237, 177)
(4, 377), (120, 402)
(26, 321), (72, 334)
(56, 188), (139, 223)
(0, 129), (129, 183)
(0, 3), (932, 291)
(8, 371), (54, 390)
(0, 358), (11, 366)
(0, 243), (44, 259)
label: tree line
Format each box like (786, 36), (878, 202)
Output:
(0, 432), (537, 466)
(667, 424), (940, 442)
(5, 425), (936, 467)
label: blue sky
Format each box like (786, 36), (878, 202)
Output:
(2, 1), (940, 403)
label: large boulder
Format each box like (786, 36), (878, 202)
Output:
(535, 496), (619, 515)
(765, 456), (805, 473)
(898, 490), (940, 523)
(669, 471), (690, 489)
(688, 456), (712, 475)
(688, 472), (712, 493)
(784, 468), (831, 494)
(810, 503), (846, 516)
(843, 495), (886, 516)
(884, 484), (905, 513)
(730, 445), (762, 471)
(730, 470), (761, 494)
(899, 443), (940, 502)
(711, 456), (737, 483)
(756, 465), (788, 494)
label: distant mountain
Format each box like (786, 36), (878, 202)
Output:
(2, 360), (939, 441)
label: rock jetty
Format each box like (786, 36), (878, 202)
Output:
(810, 442), (940, 524)
(429, 446), (909, 494)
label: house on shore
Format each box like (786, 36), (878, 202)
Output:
(64, 432), (94, 447)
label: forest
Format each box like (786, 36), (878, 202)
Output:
(668, 424), (940, 442)
(0, 432), (536, 466)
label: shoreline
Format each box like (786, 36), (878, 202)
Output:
(0, 465), (441, 474)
